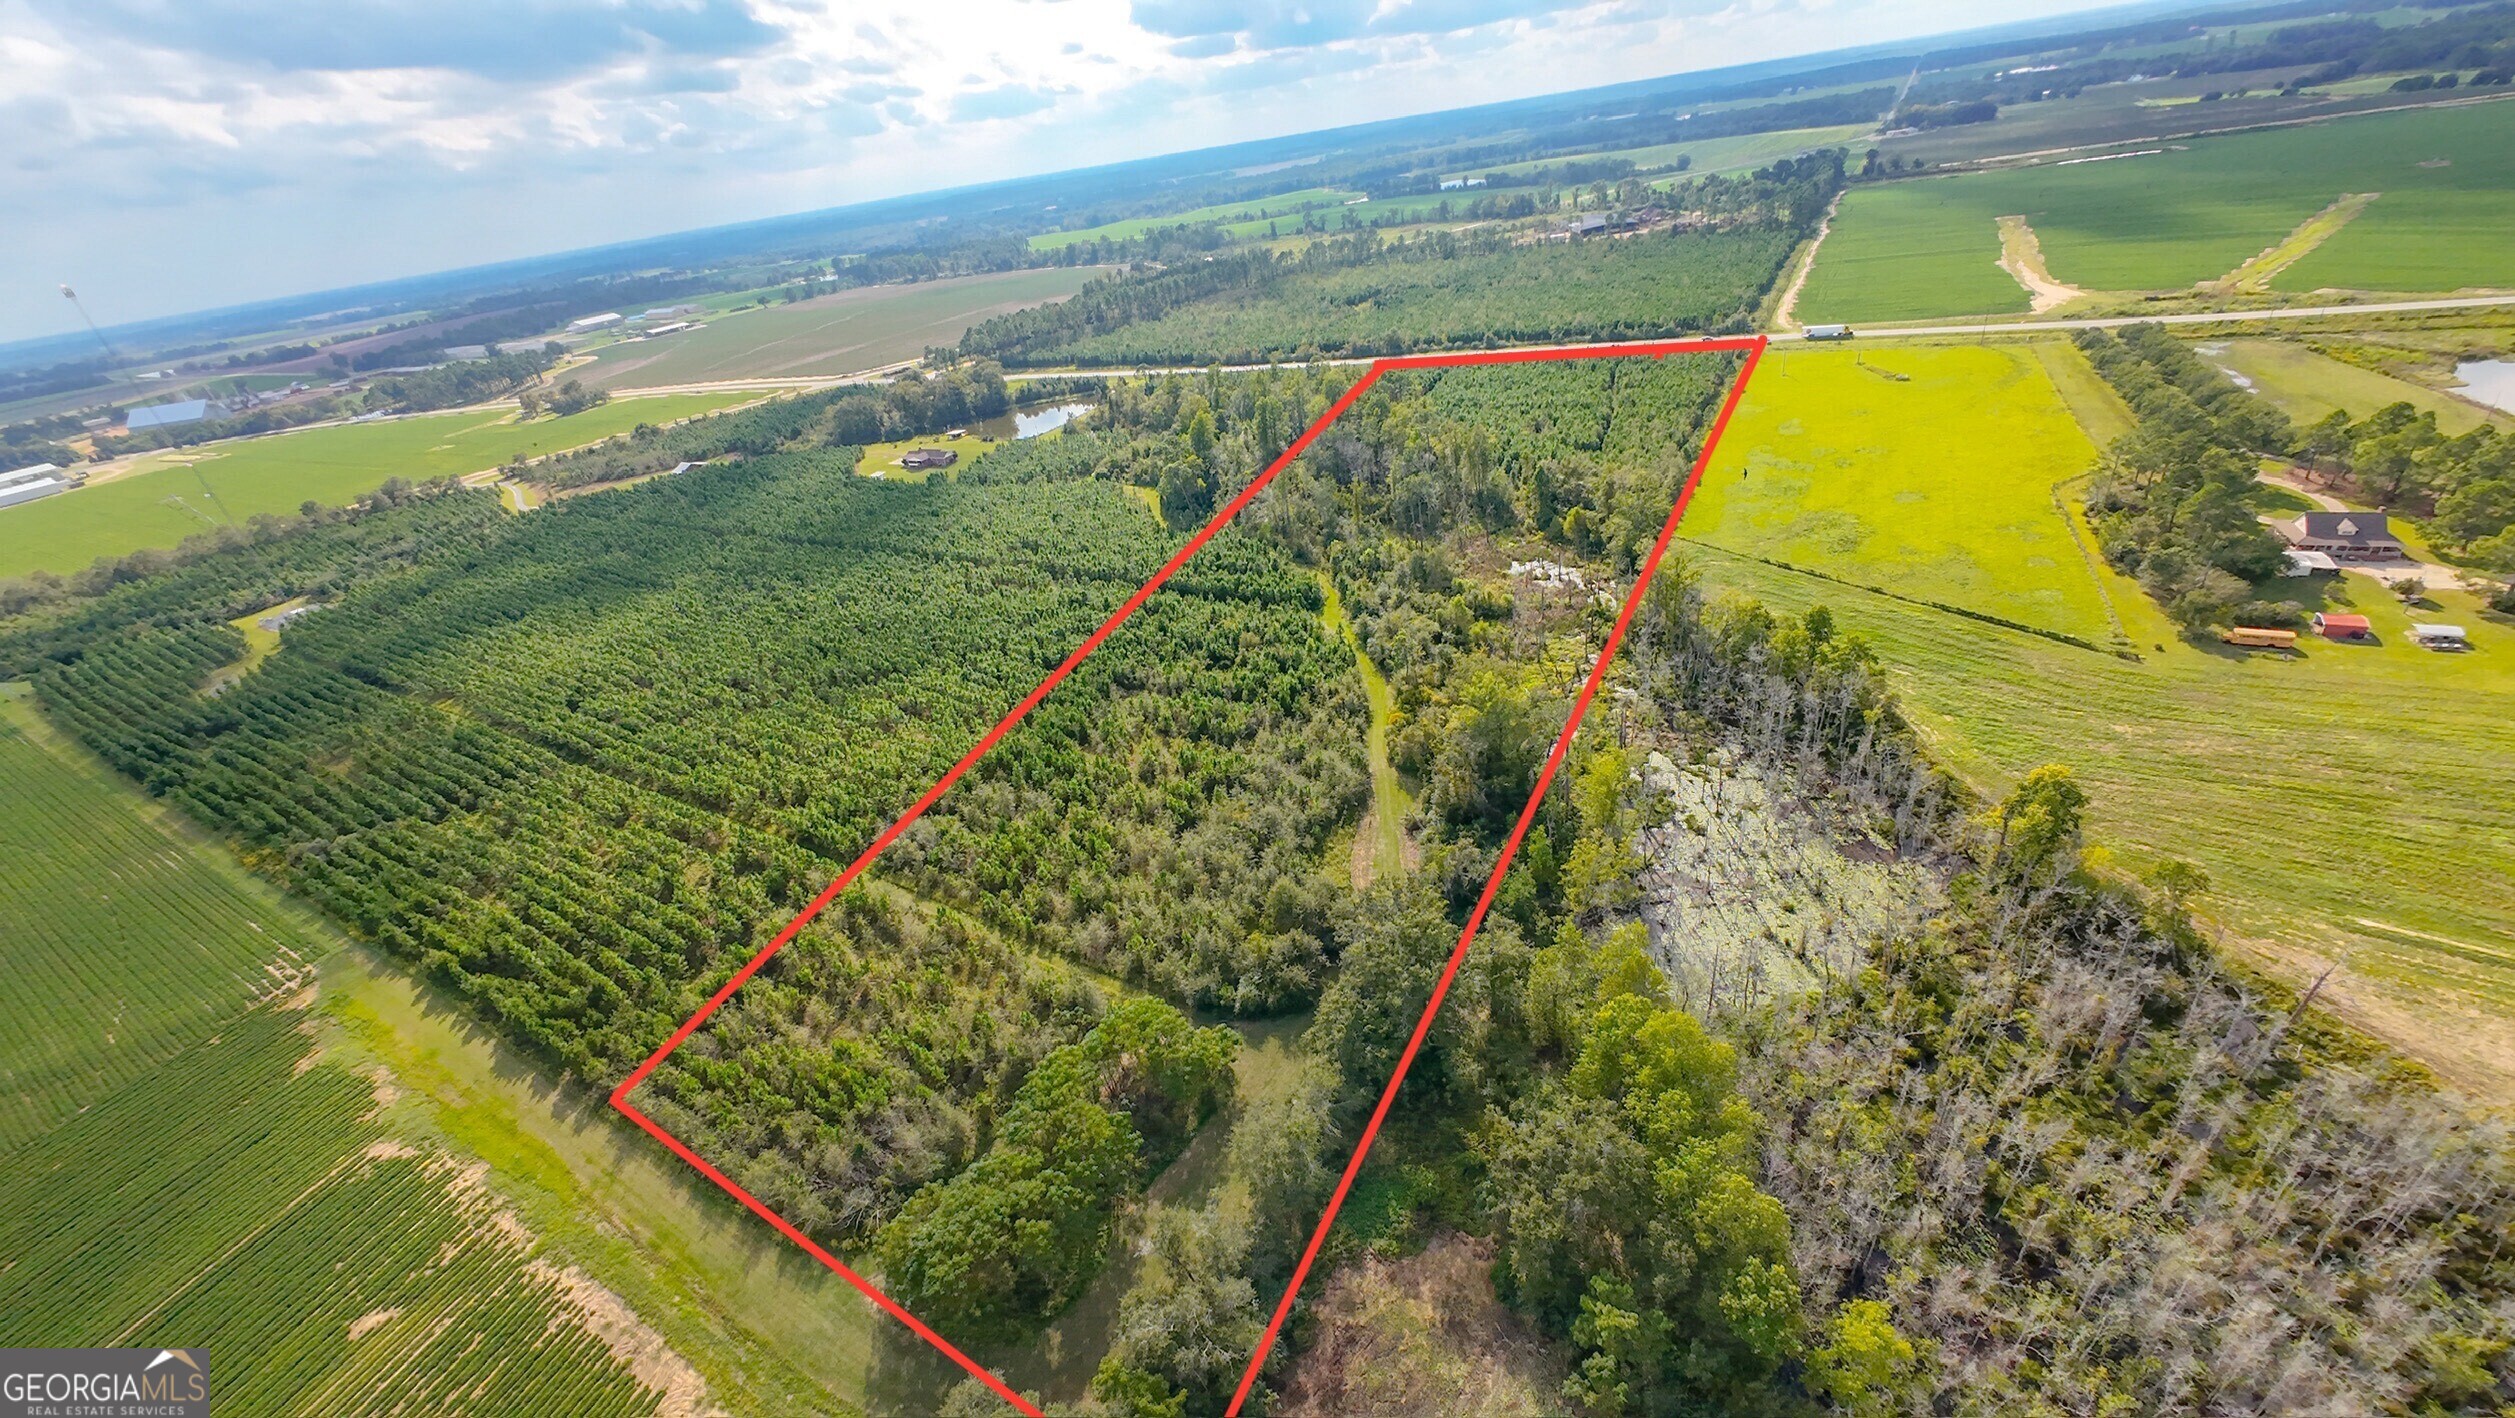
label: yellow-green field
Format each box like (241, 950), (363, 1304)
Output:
(0, 391), (756, 581)
(1685, 344), (2119, 642)
(1697, 337), (2515, 1093)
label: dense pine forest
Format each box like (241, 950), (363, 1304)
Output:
(7, 338), (2513, 1417)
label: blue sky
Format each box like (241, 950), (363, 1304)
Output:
(0, 0), (2118, 342)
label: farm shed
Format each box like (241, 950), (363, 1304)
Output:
(899, 448), (958, 471)
(2281, 549), (2339, 576)
(0, 462), (74, 510)
(2312, 612), (2374, 640)
(2409, 623), (2470, 649)
(2279, 512), (2404, 561)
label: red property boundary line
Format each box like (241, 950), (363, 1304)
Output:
(610, 333), (1770, 1417)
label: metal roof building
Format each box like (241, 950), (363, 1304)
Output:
(125, 398), (230, 432)
(0, 462), (75, 510)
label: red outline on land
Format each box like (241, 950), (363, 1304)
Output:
(609, 333), (1769, 1417)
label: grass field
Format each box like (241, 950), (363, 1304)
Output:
(1684, 344), (2118, 642)
(577, 269), (1100, 388)
(1697, 337), (2515, 1094)
(1031, 188), (1364, 249)
(0, 687), (332, 1148)
(0, 392), (754, 581)
(1803, 99), (2515, 324)
(1450, 123), (1874, 182)
(2206, 336), (2512, 435)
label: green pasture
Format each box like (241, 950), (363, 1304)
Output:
(0, 391), (752, 580)
(1794, 181), (2032, 324)
(1699, 337), (2515, 1091)
(1031, 187), (1365, 249)
(578, 268), (1099, 388)
(2205, 337), (2510, 435)
(1685, 344), (2117, 642)
(1804, 98), (2515, 324)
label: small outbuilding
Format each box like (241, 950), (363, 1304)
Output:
(2279, 511), (2405, 561)
(2312, 612), (2374, 640)
(899, 448), (958, 471)
(2408, 623), (2470, 650)
(2280, 549), (2339, 576)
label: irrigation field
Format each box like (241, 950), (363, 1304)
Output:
(577, 268), (1100, 389)
(1801, 98), (2515, 324)
(1683, 343), (2116, 642)
(0, 689), (332, 1148)
(0, 391), (756, 581)
(1698, 336), (2515, 1094)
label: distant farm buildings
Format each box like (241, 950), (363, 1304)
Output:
(640, 305), (703, 321)
(125, 398), (231, 432)
(898, 448), (958, 471)
(2279, 511), (2404, 561)
(566, 312), (626, 333)
(0, 462), (76, 510)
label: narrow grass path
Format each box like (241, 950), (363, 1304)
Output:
(1318, 574), (1410, 883)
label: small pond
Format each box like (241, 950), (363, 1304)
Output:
(971, 402), (1095, 440)
(2453, 360), (2515, 415)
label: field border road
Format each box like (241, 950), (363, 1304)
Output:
(608, 334), (1769, 1417)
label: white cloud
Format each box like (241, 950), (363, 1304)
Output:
(0, 0), (2124, 342)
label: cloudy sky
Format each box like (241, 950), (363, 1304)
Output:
(1, 0), (2115, 343)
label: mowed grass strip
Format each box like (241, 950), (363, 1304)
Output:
(0, 390), (756, 581)
(1697, 338), (2515, 1090)
(1802, 98), (2515, 323)
(1684, 343), (2118, 643)
(0, 689), (335, 1149)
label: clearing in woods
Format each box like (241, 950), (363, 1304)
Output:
(1693, 336), (2515, 1096)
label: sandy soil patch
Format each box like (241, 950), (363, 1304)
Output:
(1996, 215), (2087, 314)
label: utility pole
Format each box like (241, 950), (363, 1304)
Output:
(60, 284), (123, 374)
